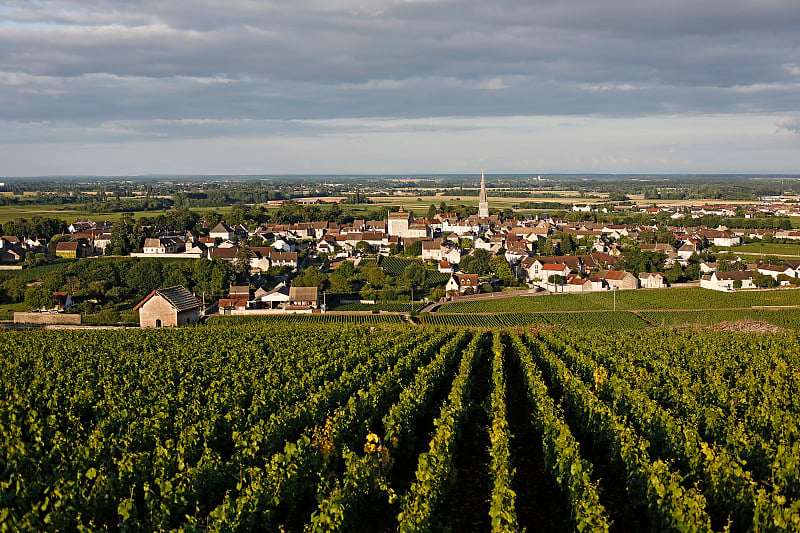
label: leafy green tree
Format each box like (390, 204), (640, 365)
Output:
(335, 260), (355, 278)
(24, 285), (55, 310)
(293, 266), (327, 290)
(753, 271), (778, 288)
(490, 255), (514, 283)
(127, 261), (163, 297)
(107, 216), (144, 255)
(402, 262), (427, 288)
(403, 240), (422, 257)
(209, 259), (236, 295)
(548, 274), (564, 285)
(459, 238), (473, 249)
(327, 271), (352, 293)
(192, 259), (215, 294)
(3, 277), (26, 302)
(360, 265), (386, 287)
(234, 246), (253, 274)
(664, 261), (683, 284)
(356, 241), (372, 254)
(464, 249), (491, 275)
(427, 204), (438, 219)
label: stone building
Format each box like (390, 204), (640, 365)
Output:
(134, 285), (202, 327)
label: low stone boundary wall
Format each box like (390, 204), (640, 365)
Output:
(14, 312), (81, 325)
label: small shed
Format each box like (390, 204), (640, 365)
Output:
(134, 285), (202, 327)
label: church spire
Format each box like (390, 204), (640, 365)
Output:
(478, 169), (489, 218)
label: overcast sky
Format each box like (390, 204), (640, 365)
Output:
(1, 0), (799, 176)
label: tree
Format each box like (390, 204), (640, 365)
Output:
(327, 271), (352, 293)
(24, 285), (55, 310)
(360, 265), (386, 287)
(464, 249), (491, 275)
(209, 259), (235, 295)
(490, 255), (514, 283)
(293, 266), (327, 290)
(356, 241), (372, 255)
(753, 271), (778, 288)
(403, 240), (422, 257)
(192, 259), (215, 295)
(107, 216), (143, 255)
(234, 246), (253, 274)
(664, 261), (683, 284)
(402, 262), (427, 288)
(127, 261), (163, 297)
(335, 260), (355, 278)
(3, 277), (26, 302)
(427, 204), (438, 220)
(459, 238), (473, 249)
(548, 274), (564, 285)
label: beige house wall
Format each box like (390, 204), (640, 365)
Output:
(139, 296), (179, 327)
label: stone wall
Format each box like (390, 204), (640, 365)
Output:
(14, 312), (81, 325)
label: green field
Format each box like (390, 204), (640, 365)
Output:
(727, 242), (800, 256)
(639, 308), (800, 331)
(437, 287), (800, 313)
(3, 323), (800, 530)
(0, 204), (217, 224)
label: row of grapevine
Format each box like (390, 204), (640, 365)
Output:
(557, 329), (800, 530)
(308, 331), (470, 531)
(4, 322), (800, 530)
(397, 333), (485, 531)
(206, 330), (450, 531)
(508, 333), (611, 531)
(487, 332), (519, 531)
(525, 333), (715, 531)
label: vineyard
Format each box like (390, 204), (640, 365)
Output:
(377, 256), (451, 285)
(438, 287), (800, 313)
(418, 311), (650, 329)
(329, 302), (425, 313)
(3, 324), (800, 531)
(207, 313), (405, 325)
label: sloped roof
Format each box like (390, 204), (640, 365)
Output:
(542, 263), (569, 271)
(134, 285), (202, 312)
(289, 286), (318, 301)
(715, 270), (754, 280)
(210, 221), (233, 234)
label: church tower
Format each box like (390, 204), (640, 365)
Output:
(478, 170), (489, 218)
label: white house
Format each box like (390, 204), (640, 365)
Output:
(445, 273), (480, 294)
(700, 271), (755, 291)
(638, 272), (666, 289)
(210, 222), (234, 241)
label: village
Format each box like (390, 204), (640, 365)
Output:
(2, 174), (800, 327)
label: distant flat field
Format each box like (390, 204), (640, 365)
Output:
(0, 204), (214, 224)
(727, 243), (800, 256)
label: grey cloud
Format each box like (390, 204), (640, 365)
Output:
(0, 0), (798, 143)
(777, 116), (800, 135)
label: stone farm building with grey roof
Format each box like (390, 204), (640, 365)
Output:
(134, 285), (202, 327)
